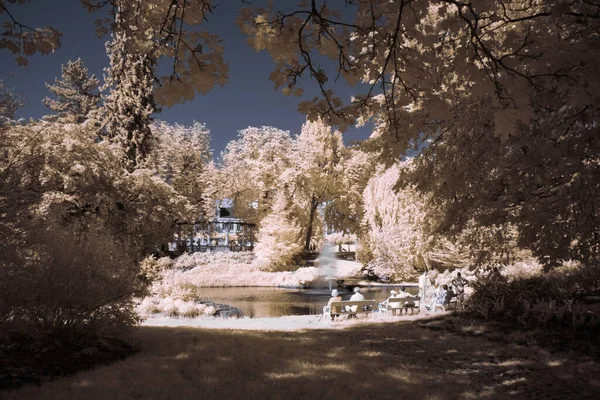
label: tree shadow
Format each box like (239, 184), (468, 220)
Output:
(5, 321), (600, 399)
(418, 312), (600, 360)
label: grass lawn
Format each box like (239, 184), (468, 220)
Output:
(4, 320), (599, 400)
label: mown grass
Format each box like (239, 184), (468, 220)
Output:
(3, 319), (599, 400)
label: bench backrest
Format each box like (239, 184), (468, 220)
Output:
(330, 300), (377, 309)
(388, 297), (419, 305)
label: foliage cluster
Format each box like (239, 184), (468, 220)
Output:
(467, 263), (600, 335)
(138, 296), (217, 319)
(219, 120), (373, 270)
(174, 251), (255, 268)
(0, 120), (193, 344)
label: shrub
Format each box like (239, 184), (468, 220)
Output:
(203, 305), (217, 316)
(174, 252), (254, 269)
(138, 256), (173, 284)
(178, 303), (200, 317)
(0, 226), (140, 342)
(466, 262), (600, 332)
(0, 121), (190, 347)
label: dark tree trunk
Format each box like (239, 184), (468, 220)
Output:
(304, 194), (318, 251)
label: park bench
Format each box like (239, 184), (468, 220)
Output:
(433, 294), (459, 312)
(379, 297), (420, 316)
(323, 300), (377, 320)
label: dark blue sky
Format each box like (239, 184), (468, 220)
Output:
(0, 1), (372, 157)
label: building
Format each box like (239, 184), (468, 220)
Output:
(169, 200), (256, 255)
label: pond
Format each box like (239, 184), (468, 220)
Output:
(195, 285), (419, 318)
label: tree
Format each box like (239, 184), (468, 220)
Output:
(43, 58), (100, 122)
(284, 119), (345, 251)
(219, 126), (294, 223)
(148, 120), (214, 218)
(409, 96), (600, 267)
(238, 1), (599, 145)
(83, 0), (229, 106)
(362, 162), (433, 280)
(0, 119), (189, 340)
(0, 0), (61, 66)
(3, 0), (599, 267)
(238, 0), (600, 267)
(99, 32), (157, 171)
(3, 0), (229, 105)
(324, 146), (376, 236)
(253, 189), (303, 271)
(0, 79), (21, 120)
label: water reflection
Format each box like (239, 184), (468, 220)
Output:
(195, 286), (418, 318)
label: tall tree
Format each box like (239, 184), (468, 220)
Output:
(0, 79), (21, 120)
(84, 0), (228, 106)
(219, 126), (293, 223)
(43, 58), (100, 122)
(148, 120), (213, 218)
(100, 32), (157, 171)
(284, 119), (345, 251)
(362, 162), (433, 280)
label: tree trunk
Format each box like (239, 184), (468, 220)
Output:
(304, 194), (318, 251)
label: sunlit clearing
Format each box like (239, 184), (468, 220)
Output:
(380, 368), (421, 383)
(472, 359), (532, 367)
(546, 360), (563, 367)
(501, 377), (527, 386)
(360, 350), (381, 357)
(267, 360), (352, 380)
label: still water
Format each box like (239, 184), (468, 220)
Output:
(195, 285), (419, 318)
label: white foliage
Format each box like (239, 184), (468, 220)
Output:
(362, 162), (431, 280)
(253, 190), (303, 271)
(43, 58), (100, 122)
(0, 120), (188, 338)
(148, 120), (214, 217)
(219, 125), (293, 222)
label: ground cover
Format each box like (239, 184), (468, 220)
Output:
(4, 316), (599, 400)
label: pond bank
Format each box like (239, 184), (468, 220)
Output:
(140, 312), (435, 331)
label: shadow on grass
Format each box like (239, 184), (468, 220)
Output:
(0, 335), (137, 391)
(417, 312), (600, 360)
(5, 320), (600, 400)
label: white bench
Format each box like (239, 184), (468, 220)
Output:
(433, 294), (459, 312)
(323, 300), (377, 320)
(379, 297), (420, 315)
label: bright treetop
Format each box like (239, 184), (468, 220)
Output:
(83, 0), (229, 107)
(43, 58), (100, 122)
(238, 0), (598, 149)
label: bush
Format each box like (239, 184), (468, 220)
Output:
(467, 263), (600, 332)
(0, 226), (140, 342)
(174, 251), (254, 268)
(0, 120), (190, 347)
